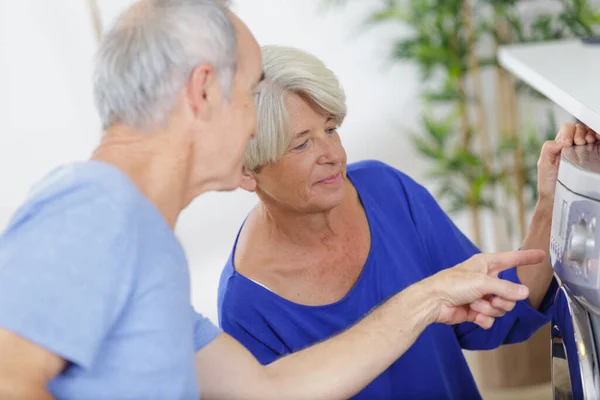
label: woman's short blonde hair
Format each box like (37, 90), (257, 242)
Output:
(244, 45), (347, 170)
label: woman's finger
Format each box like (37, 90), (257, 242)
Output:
(574, 123), (588, 145)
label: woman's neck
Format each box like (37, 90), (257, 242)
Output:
(257, 181), (360, 248)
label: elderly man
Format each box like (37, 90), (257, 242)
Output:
(0, 1), (553, 399)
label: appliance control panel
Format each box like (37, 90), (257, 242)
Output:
(551, 181), (600, 313)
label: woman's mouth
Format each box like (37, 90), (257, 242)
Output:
(317, 172), (342, 185)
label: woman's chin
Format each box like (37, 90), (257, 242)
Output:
(310, 191), (346, 212)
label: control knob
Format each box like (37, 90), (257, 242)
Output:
(568, 220), (595, 263)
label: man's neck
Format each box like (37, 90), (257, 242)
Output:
(91, 124), (194, 229)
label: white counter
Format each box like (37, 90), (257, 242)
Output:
(498, 39), (600, 132)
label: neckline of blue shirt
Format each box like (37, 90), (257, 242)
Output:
(228, 168), (378, 310)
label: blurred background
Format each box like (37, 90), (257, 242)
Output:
(1, 0), (599, 398)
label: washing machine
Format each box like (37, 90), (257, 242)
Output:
(550, 142), (600, 399)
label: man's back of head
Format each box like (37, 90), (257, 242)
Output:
(93, 0), (237, 131)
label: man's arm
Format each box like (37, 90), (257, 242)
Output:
(197, 280), (432, 400)
(0, 328), (66, 400)
(197, 250), (542, 400)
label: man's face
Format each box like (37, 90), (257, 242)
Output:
(192, 12), (264, 192)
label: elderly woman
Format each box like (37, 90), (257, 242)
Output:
(217, 45), (597, 399)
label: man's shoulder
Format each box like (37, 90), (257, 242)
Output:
(0, 164), (141, 371)
(0, 161), (137, 267)
(8, 161), (148, 234)
(24, 161), (137, 216)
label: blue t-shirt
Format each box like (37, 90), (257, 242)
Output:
(218, 160), (557, 400)
(0, 161), (220, 400)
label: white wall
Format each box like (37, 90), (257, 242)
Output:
(0, 0), (101, 221)
(0, 0), (460, 324)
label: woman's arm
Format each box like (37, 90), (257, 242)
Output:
(518, 199), (554, 310)
(518, 123), (598, 309)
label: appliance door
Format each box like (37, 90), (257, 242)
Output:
(552, 286), (600, 399)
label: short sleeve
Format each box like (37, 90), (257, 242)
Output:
(193, 311), (221, 351)
(219, 302), (282, 365)
(218, 278), (286, 365)
(0, 183), (134, 369)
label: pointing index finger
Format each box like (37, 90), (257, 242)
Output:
(485, 249), (546, 275)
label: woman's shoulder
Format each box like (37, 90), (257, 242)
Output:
(230, 206), (289, 296)
(232, 207), (270, 272)
(347, 159), (394, 173)
(347, 159), (425, 196)
(217, 242), (271, 326)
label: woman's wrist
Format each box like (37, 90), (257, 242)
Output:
(534, 195), (554, 217)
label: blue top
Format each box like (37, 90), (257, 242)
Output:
(552, 289), (583, 399)
(218, 160), (557, 400)
(0, 161), (220, 400)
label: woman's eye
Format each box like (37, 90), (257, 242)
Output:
(294, 140), (309, 150)
(326, 128), (337, 134)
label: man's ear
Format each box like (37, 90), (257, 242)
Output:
(239, 166), (258, 192)
(187, 63), (222, 121)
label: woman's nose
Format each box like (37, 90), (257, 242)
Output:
(317, 138), (343, 165)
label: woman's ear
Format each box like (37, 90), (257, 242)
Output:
(239, 166), (258, 192)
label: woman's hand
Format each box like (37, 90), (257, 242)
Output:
(419, 250), (546, 329)
(537, 123), (599, 203)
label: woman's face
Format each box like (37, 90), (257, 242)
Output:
(252, 92), (347, 213)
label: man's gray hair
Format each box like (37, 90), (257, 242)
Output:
(93, 0), (236, 130)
